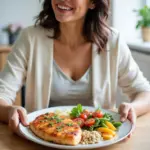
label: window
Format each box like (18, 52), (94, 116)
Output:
(146, 0), (150, 6)
(112, 0), (146, 42)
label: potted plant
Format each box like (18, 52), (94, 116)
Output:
(2, 23), (23, 45)
(134, 5), (150, 42)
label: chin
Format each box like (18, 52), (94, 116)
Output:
(55, 17), (73, 23)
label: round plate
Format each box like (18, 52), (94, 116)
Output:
(19, 106), (133, 149)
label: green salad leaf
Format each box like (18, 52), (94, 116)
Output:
(70, 104), (83, 118)
(112, 121), (122, 128)
(103, 113), (114, 122)
(69, 104), (122, 131)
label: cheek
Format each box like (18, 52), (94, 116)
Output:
(75, 6), (89, 18)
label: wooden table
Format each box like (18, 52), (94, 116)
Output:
(0, 113), (150, 150)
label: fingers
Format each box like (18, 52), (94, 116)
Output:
(119, 103), (130, 122)
(119, 103), (137, 139)
(128, 123), (136, 138)
(8, 106), (28, 134)
(128, 108), (136, 124)
(17, 108), (29, 126)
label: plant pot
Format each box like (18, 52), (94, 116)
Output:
(142, 27), (150, 42)
(8, 33), (17, 45)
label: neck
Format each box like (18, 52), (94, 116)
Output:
(59, 19), (86, 48)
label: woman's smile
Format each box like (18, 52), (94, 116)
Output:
(54, 1), (75, 17)
(56, 4), (73, 14)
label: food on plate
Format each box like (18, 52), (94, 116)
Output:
(69, 104), (122, 142)
(29, 112), (82, 145)
(80, 130), (102, 144)
(29, 104), (122, 145)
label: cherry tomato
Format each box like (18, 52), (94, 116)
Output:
(82, 109), (92, 117)
(84, 118), (95, 127)
(79, 113), (87, 120)
(92, 111), (103, 118)
(73, 118), (84, 127)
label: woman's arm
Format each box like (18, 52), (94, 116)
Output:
(0, 98), (28, 136)
(0, 28), (29, 133)
(131, 92), (150, 116)
(0, 29), (29, 105)
(117, 33), (150, 115)
(0, 99), (10, 123)
(116, 32), (150, 139)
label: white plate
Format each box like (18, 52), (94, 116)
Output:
(19, 106), (133, 149)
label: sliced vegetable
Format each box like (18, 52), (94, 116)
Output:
(103, 113), (114, 122)
(84, 118), (101, 131)
(101, 122), (108, 128)
(113, 122), (122, 128)
(79, 113), (87, 120)
(92, 110), (103, 118)
(73, 118), (84, 127)
(105, 121), (116, 131)
(84, 118), (95, 127)
(97, 127), (116, 136)
(70, 104), (122, 137)
(82, 109), (91, 117)
(102, 133), (113, 140)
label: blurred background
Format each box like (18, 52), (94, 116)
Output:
(0, 0), (150, 106)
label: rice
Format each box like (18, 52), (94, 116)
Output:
(80, 130), (102, 144)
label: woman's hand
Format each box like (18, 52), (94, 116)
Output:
(118, 102), (137, 138)
(8, 106), (29, 137)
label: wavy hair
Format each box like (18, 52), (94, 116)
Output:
(35, 0), (111, 52)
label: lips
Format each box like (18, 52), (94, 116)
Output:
(56, 4), (73, 11)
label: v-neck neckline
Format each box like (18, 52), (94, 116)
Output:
(53, 60), (91, 83)
(52, 39), (94, 83)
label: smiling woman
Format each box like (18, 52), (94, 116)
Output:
(35, 0), (110, 52)
(0, 0), (150, 141)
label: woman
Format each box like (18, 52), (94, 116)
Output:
(0, 0), (150, 137)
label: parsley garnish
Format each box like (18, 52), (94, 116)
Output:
(56, 125), (64, 132)
(70, 104), (83, 118)
(66, 123), (73, 126)
(47, 115), (62, 123)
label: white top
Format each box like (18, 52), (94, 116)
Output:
(0, 26), (150, 112)
(50, 61), (93, 107)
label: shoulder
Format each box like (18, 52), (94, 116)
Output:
(108, 27), (129, 52)
(20, 25), (54, 39)
(107, 27), (120, 50)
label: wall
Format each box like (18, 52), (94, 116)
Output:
(0, 0), (42, 27)
(146, 0), (150, 6)
(112, 0), (144, 41)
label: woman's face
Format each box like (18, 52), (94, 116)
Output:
(51, 0), (94, 23)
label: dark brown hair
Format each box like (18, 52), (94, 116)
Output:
(35, 0), (110, 52)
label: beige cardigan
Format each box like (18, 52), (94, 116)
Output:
(0, 26), (150, 112)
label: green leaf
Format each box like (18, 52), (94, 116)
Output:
(77, 104), (83, 113)
(134, 5), (150, 28)
(103, 113), (114, 122)
(113, 122), (122, 128)
(70, 104), (83, 118)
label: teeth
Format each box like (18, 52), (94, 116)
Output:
(57, 4), (72, 10)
